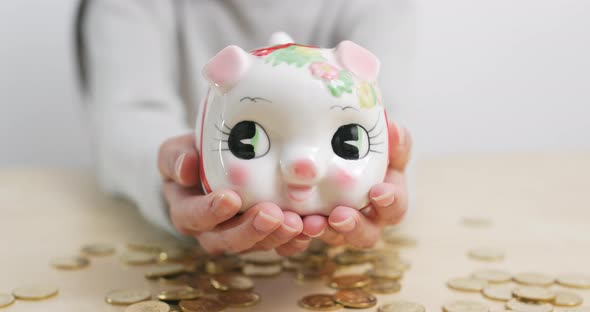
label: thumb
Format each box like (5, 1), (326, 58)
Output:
(158, 133), (201, 187)
(388, 121), (412, 171)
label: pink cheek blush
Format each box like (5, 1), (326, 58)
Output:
(331, 169), (356, 189)
(228, 165), (249, 187)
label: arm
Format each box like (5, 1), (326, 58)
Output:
(83, 0), (190, 234)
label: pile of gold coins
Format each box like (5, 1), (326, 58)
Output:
(445, 269), (590, 312)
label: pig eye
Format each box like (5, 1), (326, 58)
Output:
(331, 124), (370, 160)
(227, 121), (270, 159)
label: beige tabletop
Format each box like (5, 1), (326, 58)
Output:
(1, 153), (589, 312)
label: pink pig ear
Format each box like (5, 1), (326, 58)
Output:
(335, 41), (380, 82)
(202, 45), (251, 94)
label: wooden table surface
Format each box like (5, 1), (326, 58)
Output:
(1, 153), (589, 312)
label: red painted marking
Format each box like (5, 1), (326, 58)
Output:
(250, 43), (319, 56)
(384, 110), (391, 167)
(199, 90), (212, 194)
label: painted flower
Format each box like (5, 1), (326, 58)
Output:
(265, 45), (326, 67)
(309, 62), (340, 80)
(356, 81), (379, 109)
(325, 70), (354, 97)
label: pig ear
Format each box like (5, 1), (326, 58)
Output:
(202, 45), (251, 94)
(335, 41), (380, 82)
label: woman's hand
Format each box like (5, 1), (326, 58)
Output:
(158, 134), (310, 256)
(302, 121), (411, 248)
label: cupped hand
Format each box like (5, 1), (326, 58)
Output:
(158, 134), (310, 256)
(302, 121), (411, 248)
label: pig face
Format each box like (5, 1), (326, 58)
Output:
(196, 41), (389, 216)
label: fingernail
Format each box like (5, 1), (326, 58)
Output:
(211, 193), (236, 218)
(330, 216), (356, 232)
(281, 223), (299, 235)
(294, 237), (311, 246)
(174, 153), (186, 183)
(253, 208), (281, 233)
(372, 191), (395, 207)
(395, 124), (406, 146)
(307, 228), (325, 238)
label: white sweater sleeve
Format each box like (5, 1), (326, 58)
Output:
(83, 0), (190, 234)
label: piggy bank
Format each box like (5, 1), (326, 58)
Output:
(196, 39), (389, 216)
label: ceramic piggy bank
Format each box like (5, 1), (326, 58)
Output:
(196, 40), (389, 216)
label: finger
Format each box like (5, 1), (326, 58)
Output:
(158, 134), (200, 186)
(302, 215), (345, 246)
(163, 184), (241, 234)
(253, 211), (303, 250)
(369, 180), (408, 225)
(388, 121), (412, 172)
(328, 206), (381, 249)
(198, 202), (284, 254)
(275, 234), (312, 256)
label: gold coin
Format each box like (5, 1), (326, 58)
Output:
(553, 291), (583, 307)
(125, 300), (170, 312)
(50, 256), (90, 270)
(217, 290), (261, 307)
(240, 250), (283, 265)
(0, 294), (15, 308)
(482, 285), (514, 301)
(381, 229), (418, 248)
(557, 274), (590, 289)
(373, 258), (412, 272)
(366, 278), (401, 294)
(472, 269), (511, 283)
(187, 275), (217, 293)
(121, 251), (157, 265)
(157, 288), (202, 302)
(564, 307), (590, 312)
(105, 289), (151, 305)
(210, 273), (254, 291)
(158, 247), (187, 263)
(333, 289), (377, 309)
(513, 286), (555, 302)
(298, 294), (342, 311)
(81, 243), (115, 256)
(242, 263), (282, 277)
(178, 298), (227, 312)
(443, 300), (489, 312)
(328, 275), (370, 289)
(447, 277), (488, 292)
(127, 241), (165, 253)
(334, 251), (375, 265)
(12, 285), (59, 300)
(468, 247), (504, 262)
(205, 256), (244, 274)
(145, 263), (186, 279)
(282, 258), (302, 271)
(513, 272), (554, 286)
(506, 299), (553, 312)
(379, 301), (425, 312)
(368, 267), (403, 280)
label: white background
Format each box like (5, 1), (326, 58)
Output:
(0, 0), (589, 168)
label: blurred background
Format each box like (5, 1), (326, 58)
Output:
(0, 0), (588, 168)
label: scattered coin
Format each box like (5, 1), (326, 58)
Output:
(447, 277), (488, 292)
(217, 290), (261, 307)
(333, 289), (377, 309)
(378, 300), (425, 312)
(12, 285), (59, 300)
(178, 298), (227, 312)
(127, 241), (165, 253)
(506, 299), (553, 312)
(0, 294), (15, 308)
(205, 256), (244, 274)
(381, 229), (417, 247)
(373, 258), (412, 272)
(50, 256), (90, 270)
(553, 290), (583, 307)
(564, 307), (590, 312)
(298, 294), (342, 311)
(157, 288), (202, 302)
(557, 274), (590, 289)
(366, 278), (401, 294)
(513, 286), (555, 302)
(210, 273), (254, 291)
(158, 247), (187, 263)
(468, 247), (504, 262)
(81, 243), (115, 256)
(240, 250), (283, 265)
(482, 285), (514, 301)
(443, 300), (489, 312)
(105, 289), (151, 305)
(125, 300), (170, 312)
(513, 272), (554, 286)
(328, 275), (370, 289)
(242, 263), (282, 277)
(472, 269), (511, 283)
(121, 250), (157, 265)
(368, 267), (403, 280)
(145, 263), (186, 279)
